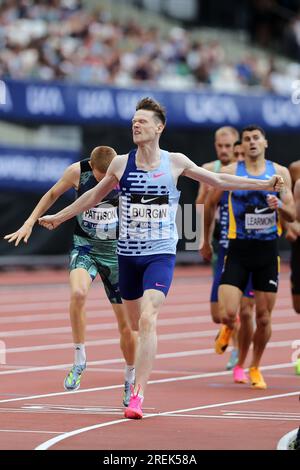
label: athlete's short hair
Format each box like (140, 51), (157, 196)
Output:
(215, 126), (239, 141)
(136, 97), (166, 125)
(241, 124), (266, 139)
(90, 146), (117, 173)
(233, 140), (242, 147)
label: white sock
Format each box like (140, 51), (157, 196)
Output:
(74, 343), (86, 365)
(124, 364), (135, 384)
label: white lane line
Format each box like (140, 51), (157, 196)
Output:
(158, 414), (300, 421)
(0, 295), (292, 320)
(0, 316), (214, 343)
(5, 407), (298, 421)
(222, 410), (300, 416)
(0, 429), (62, 434)
(0, 409), (124, 416)
(35, 418), (133, 450)
(160, 391), (300, 416)
(35, 389), (300, 450)
(0, 337), (296, 374)
(3, 335), (298, 355)
(0, 293), (204, 313)
(277, 428), (299, 450)
(0, 362), (296, 405)
(0, 309), (113, 324)
(0, 347), (218, 375)
(0, 319), (299, 341)
(0, 309), (207, 325)
(0, 311), (208, 338)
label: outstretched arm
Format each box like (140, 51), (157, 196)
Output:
(182, 158), (283, 192)
(195, 162), (215, 205)
(4, 163), (79, 246)
(39, 173), (118, 230)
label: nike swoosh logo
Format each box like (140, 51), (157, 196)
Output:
(254, 207), (270, 214)
(141, 196), (159, 204)
(155, 282), (167, 287)
(153, 173), (165, 178)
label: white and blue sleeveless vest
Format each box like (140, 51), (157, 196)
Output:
(117, 149), (180, 256)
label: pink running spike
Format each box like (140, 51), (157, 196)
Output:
(124, 384), (143, 419)
(233, 365), (248, 384)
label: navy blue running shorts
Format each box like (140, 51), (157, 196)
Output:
(118, 253), (176, 300)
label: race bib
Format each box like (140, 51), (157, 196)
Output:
(245, 211), (276, 230)
(129, 194), (170, 223)
(82, 204), (118, 226)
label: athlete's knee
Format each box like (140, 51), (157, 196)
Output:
(240, 298), (254, 316)
(256, 310), (271, 328)
(223, 308), (238, 325)
(70, 287), (88, 305)
(119, 323), (134, 340)
(239, 309), (253, 325)
(145, 290), (164, 311)
(139, 310), (158, 333)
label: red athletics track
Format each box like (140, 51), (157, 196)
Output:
(0, 264), (299, 450)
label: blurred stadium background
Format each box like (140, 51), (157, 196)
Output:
(0, 0), (300, 268)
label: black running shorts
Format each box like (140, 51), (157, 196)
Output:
(220, 238), (279, 293)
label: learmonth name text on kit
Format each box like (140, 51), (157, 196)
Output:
(103, 454), (197, 466)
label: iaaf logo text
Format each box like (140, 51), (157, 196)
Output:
(291, 339), (300, 363)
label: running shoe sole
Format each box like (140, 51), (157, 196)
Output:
(124, 408), (143, 419)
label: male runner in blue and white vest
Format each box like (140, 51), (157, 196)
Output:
(39, 100), (284, 419)
(5, 146), (136, 406)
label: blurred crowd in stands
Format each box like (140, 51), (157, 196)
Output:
(0, 0), (300, 95)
